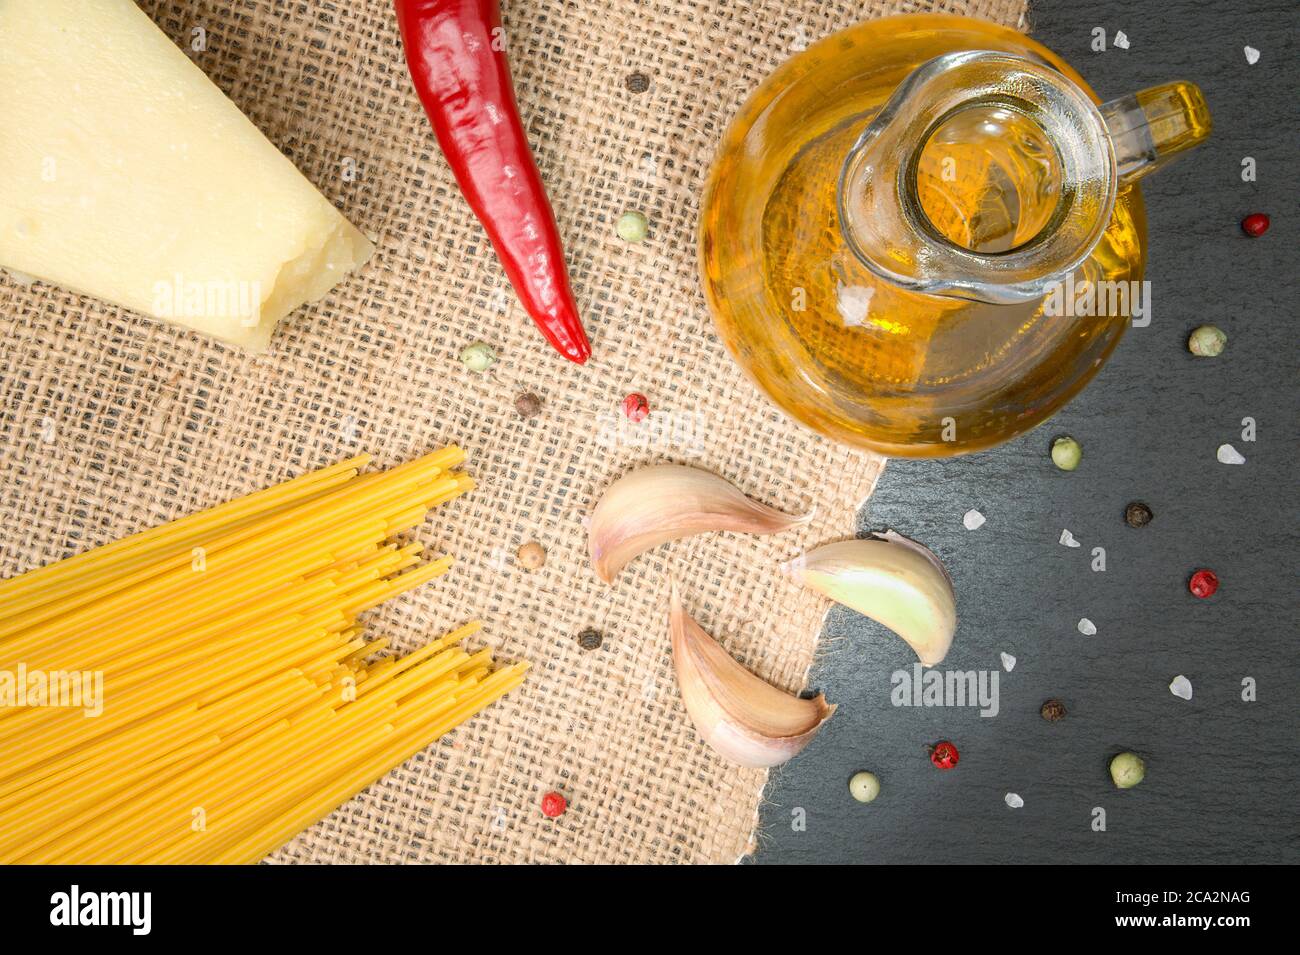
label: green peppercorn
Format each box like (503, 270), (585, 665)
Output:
(460, 341), (497, 372)
(1110, 751), (1146, 789)
(1188, 325), (1227, 357)
(616, 211), (649, 243)
(848, 771), (880, 803)
(1051, 436), (1082, 471)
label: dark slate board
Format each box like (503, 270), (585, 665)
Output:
(750, 0), (1299, 864)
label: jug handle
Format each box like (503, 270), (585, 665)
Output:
(1100, 81), (1213, 186)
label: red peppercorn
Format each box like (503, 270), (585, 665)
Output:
(1241, 213), (1270, 237)
(540, 791), (567, 818)
(1188, 568), (1219, 599)
(930, 741), (959, 770)
(622, 392), (650, 422)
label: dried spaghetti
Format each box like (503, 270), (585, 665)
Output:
(0, 447), (526, 863)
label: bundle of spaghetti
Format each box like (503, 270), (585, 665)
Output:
(0, 448), (527, 863)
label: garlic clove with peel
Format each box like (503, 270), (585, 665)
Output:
(588, 464), (808, 583)
(670, 585), (834, 768)
(784, 533), (956, 667)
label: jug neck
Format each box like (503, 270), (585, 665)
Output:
(837, 51), (1211, 304)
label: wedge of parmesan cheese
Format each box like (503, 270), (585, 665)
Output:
(0, 0), (374, 351)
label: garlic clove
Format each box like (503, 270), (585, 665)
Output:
(669, 584), (834, 768)
(784, 533), (956, 667)
(588, 464), (807, 583)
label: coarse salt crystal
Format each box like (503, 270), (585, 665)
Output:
(1217, 444), (1246, 465)
(1005, 793), (1024, 809)
(1000, 652), (1016, 672)
(1169, 675), (1193, 700)
(1059, 528), (1080, 547)
(836, 284), (875, 327)
(1077, 617), (1097, 636)
(963, 509), (986, 530)
(1244, 45), (1260, 65)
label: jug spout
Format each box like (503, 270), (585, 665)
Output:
(838, 51), (1212, 305)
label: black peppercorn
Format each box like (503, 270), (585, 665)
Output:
(624, 72), (650, 93)
(1040, 699), (1067, 722)
(514, 392), (543, 419)
(576, 628), (603, 651)
(1124, 502), (1153, 527)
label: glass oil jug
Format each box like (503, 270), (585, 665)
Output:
(699, 14), (1211, 456)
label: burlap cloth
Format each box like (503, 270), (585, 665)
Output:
(0, 0), (1024, 863)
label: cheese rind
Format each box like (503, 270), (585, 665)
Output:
(0, 0), (374, 351)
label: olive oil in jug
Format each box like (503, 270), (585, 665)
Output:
(700, 15), (1211, 455)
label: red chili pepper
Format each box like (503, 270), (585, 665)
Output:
(395, 0), (591, 364)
